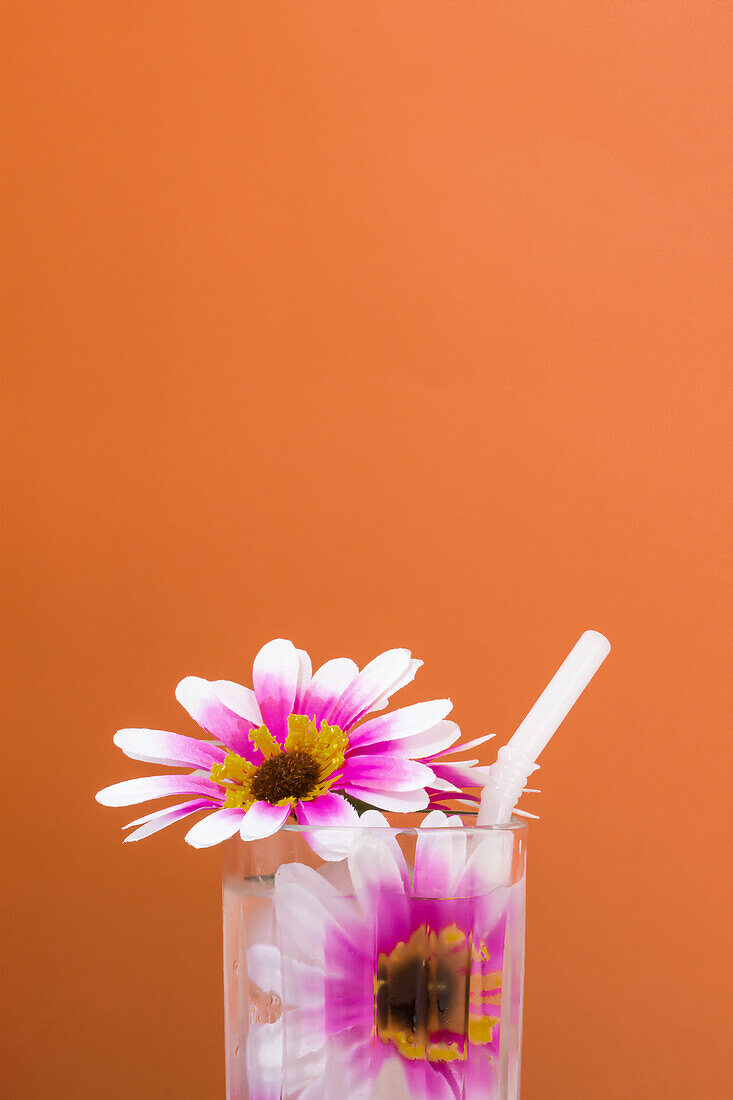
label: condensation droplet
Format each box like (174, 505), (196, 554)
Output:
(250, 988), (282, 1024)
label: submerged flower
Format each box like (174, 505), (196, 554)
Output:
(246, 811), (516, 1100)
(96, 638), (476, 853)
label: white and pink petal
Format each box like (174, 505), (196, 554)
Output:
(347, 699), (453, 750)
(252, 639), (301, 744)
(429, 731), (495, 759)
(299, 657), (359, 725)
(296, 792), (360, 861)
(362, 720), (462, 760)
(274, 880), (361, 965)
(329, 649), (414, 731)
(122, 798), (213, 842)
(341, 787), (429, 812)
(293, 648), (314, 714)
(296, 792), (358, 828)
(175, 676), (256, 757)
(213, 679), (263, 727)
(431, 761), (493, 789)
(413, 809), (467, 897)
(367, 657), (423, 713)
(113, 728), (226, 770)
(353, 809), (411, 890)
(398, 720), (463, 759)
(240, 799), (291, 841)
(347, 830), (408, 911)
(96, 773), (224, 806)
(340, 754), (435, 792)
(185, 807), (247, 848)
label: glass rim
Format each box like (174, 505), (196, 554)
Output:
(279, 813), (528, 836)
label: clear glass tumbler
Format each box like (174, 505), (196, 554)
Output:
(223, 817), (527, 1099)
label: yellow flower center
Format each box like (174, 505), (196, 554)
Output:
(209, 714), (348, 810)
(374, 924), (500, 1063)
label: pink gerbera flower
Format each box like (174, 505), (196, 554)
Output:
(96, 639), (486, 854)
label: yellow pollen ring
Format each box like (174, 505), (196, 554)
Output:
(209, 714), (348, 810)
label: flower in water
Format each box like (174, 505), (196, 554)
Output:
(246, 811), (512, 1100)
(96, 639), (486, 853)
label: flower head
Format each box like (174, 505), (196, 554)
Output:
(211, 715), (349, 810)
(96, 638), (489, 854)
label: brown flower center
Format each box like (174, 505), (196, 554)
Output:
(375, 925), (500, 1062)
(249, 749), (321, 804)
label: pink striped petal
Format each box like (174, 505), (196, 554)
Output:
(95, 773), (224, 807)
(340, 755), (434, 792)
(348, 699), (453, 750)
(299, 657), (359, 724)
(367, 657), (423, 713)
(252, 639), (300, 744)
(113, 728), (226, 769)
(175, 676), (256, 757)
(329, 649), (414, 731)
(293, 648), (313, 713)
(342, 787), (429, 812)
(213, 680), (263, 726)
(123, 799), (212, 842)
(240, 800), (291, 841)
(185, 807), (246, 848)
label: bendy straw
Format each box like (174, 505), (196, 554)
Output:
(478, 630), (611, 826)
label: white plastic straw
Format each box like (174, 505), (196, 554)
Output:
(478, 630), (611, 825)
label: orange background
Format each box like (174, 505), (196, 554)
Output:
(2, 3), (731, 1098)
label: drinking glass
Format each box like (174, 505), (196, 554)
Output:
(223, 817), (527, 1099)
